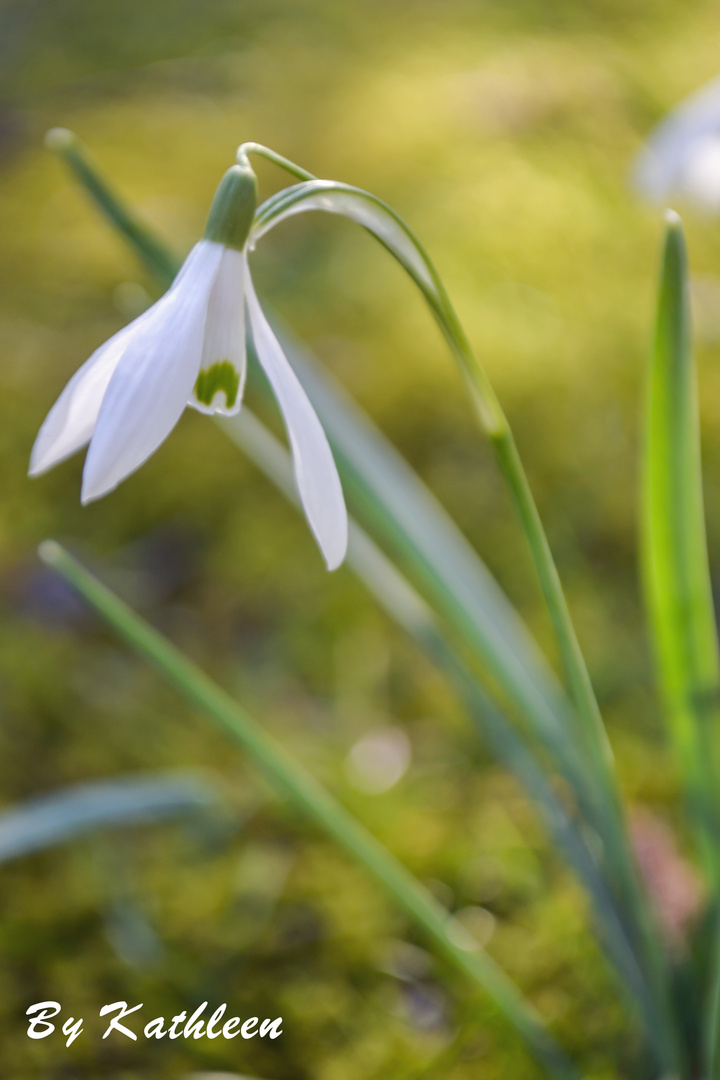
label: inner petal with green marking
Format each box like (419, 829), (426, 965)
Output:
(194, 361), (241, 410)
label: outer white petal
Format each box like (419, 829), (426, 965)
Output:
(29, 316), (147, 476)
(81, 241), (224, 503)
(30, 239), (223, 478)
(245, 262), (347, 570)
(189, 246), (246, 416)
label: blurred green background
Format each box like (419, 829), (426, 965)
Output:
(1, 0), (720, 1076)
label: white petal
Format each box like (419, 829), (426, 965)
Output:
(29, 317), (145, 476)
(189, 246), (246, 416)
(81, 241), (224, 503)
(30, 240), (222, 478)
(245, 263), (347, 570)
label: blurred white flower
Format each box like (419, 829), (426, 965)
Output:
(635, 76), (720, 212)
(30, 161), (347, 571)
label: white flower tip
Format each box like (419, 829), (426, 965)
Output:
(28, 430), (47, 476)
(80, 461), (122, 504)
(244, 266), (349, 575)
(45, 127), (75, 152)
(80, 478), (112, 506)
(665, 208), (682, 228)
(37, 540), (62, 567)
(322, 522), (348, 573)
(27, 453), (45, 478)
(28, 431), (58, 477)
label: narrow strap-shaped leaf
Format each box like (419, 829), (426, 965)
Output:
(249, 341), (597, 793)
(224, 409), (660, 1041)
(642, 212), (720, 877)
(40, 540), (579, 1080)
(0, 773), (219, 862)
(45, 128), (178, 288)
(243, 335), (683, 1061)
(642, 213), (720, 1078)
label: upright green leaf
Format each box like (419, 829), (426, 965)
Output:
(642, 211), (720, 880)
(643, 213), (720, 1080)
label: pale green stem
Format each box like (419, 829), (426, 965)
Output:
(428, 271), (613, 770)
(238, 142), (316, 182)
(250, 156), (611, 767)
(39, 540), (579, 1080)
(252, 160), (680, 1069)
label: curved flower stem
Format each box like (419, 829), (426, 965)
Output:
(253, 183), (614, 825)
(252, 177), (683, 1076)
(39, 540), (580, 1080)
(399, 245), (681, 1065)
(435, 304), (612, 766)
(253, 167), (607, 759)
(238, 142), (316, 183)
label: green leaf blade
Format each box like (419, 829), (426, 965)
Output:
(0, 773), (220, 863)
(642, 211), (720, 870)
(40, 541), (578, 1080)
(46, 128), (179, 288)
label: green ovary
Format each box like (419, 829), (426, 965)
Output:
(194, 361), (240, 409)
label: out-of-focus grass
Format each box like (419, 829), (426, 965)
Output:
(1, 0), (720, 1076)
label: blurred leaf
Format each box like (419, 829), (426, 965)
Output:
(641, 212), (720, 875)
(41, 540), (578, 1080)
(248, 337), (595, 806)
(0, 772), (219, 862)
(226, 408), (658, 1041)
(45, 128), (178, 287)
(244, 347), (684, 1074)
(642, 213), (720, 1078)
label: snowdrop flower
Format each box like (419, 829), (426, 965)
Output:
(30, 157), (348, 570)
(635, 75), (720, 213)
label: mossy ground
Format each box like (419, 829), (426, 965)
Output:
(0, 0), (718, 1076)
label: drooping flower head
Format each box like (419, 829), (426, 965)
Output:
(634, 75), (720, 213)
(30, 155), (348, 570)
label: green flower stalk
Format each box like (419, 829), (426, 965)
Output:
(242, 143), (681, 1073)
